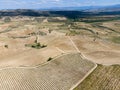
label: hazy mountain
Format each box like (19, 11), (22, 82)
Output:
(0, 4), (120, 18)
(84, 4), (120, 12)
(38, 4), (120, 12)
(42, 6), (103, 11)
(0, 4), (120, 12)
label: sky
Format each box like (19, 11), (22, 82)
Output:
(0, 0), (120, 9)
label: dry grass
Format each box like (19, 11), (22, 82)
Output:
(0, 16), (120, 66)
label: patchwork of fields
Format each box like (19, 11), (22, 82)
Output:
(0, 15), (120, 90)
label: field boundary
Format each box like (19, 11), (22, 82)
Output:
(56, 47), (65, 53)
(68, 36), (80, 53)
(70, 63), (98, 90)
(0, 52), (78, 70)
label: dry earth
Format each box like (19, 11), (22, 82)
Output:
(0, 16), (120, 90)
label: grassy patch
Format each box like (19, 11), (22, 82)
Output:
(25, 42), (47, 49)
(66, 30), (80, 36)
(111, 36), (120, 44)
(0, 27), (13, 34)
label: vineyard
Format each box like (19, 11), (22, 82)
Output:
(74, 65), (120, 90)
(0, 53), (96, 90)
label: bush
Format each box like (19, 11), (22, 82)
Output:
(4, 45), (8, 48)
(47, 57), (53, 61)
(25, 42), (47, 49)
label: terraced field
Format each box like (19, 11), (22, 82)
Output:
(0, 53), (96, 90)
(74, 65), (120, 90)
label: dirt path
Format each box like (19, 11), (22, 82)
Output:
(68, 36), (80, 53)
(68, 36), (88, 59)
(56, 47), (65, 53)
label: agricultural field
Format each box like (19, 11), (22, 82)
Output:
(74, 65), (120, 90)
(0, 13), (120, 90)
(0, 53), (96, 90)
(0, 16), (120, 67)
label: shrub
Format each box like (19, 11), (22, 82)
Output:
(41, 44), (47, 48)
(4, 45), (8, 48)
(25, 42), (47, 49)
(47, 57), (53, 61)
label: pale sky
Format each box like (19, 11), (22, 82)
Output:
(0, 0), (120, 9)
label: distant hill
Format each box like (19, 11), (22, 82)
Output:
(84, 4), (120, 12)
(39, 4), (120, 12)
(0, 4), (120, 18)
